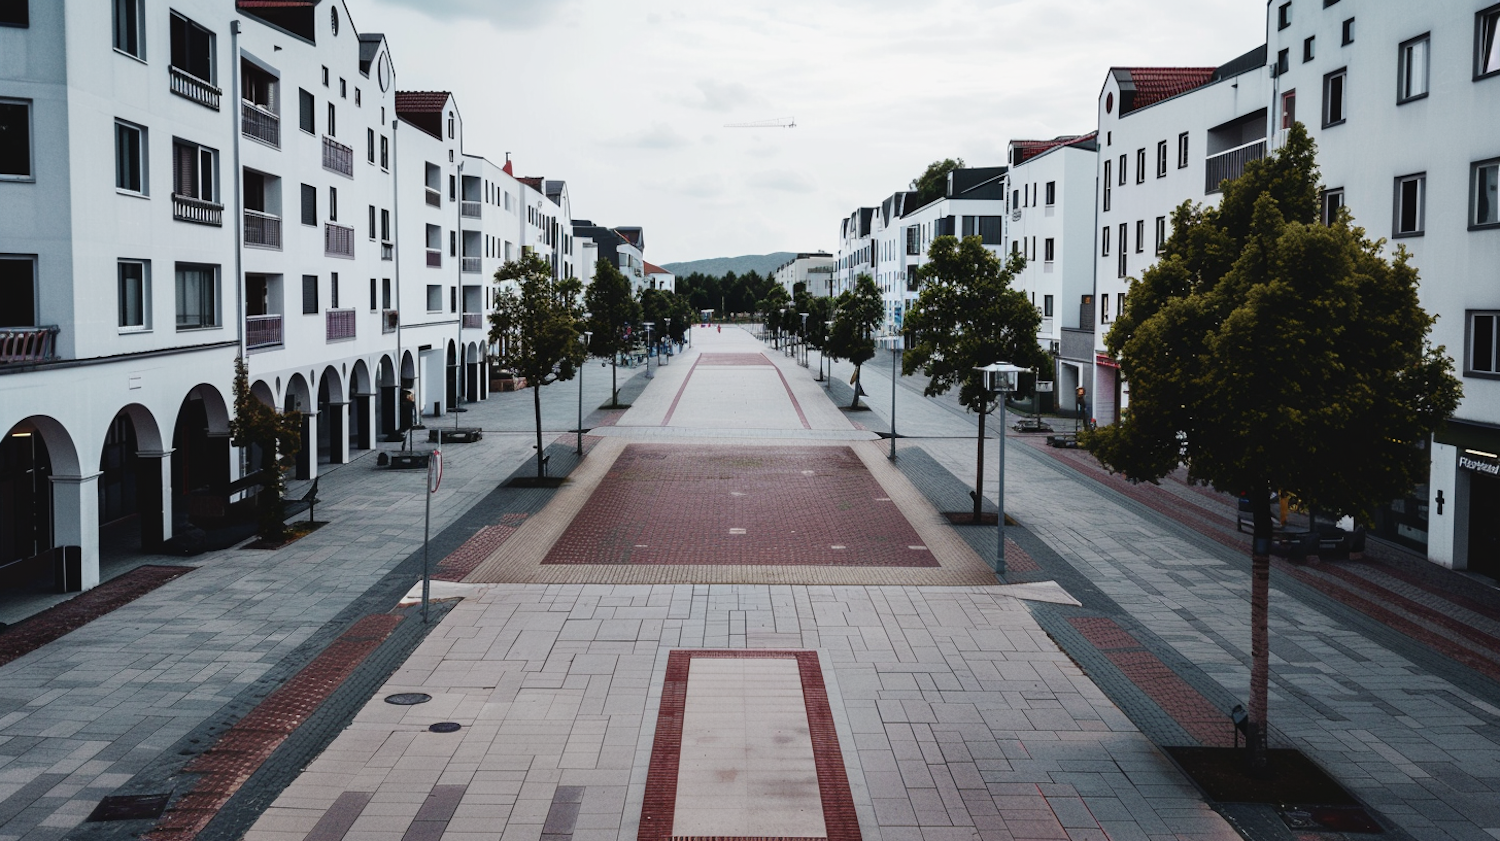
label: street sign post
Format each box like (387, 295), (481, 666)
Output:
(422, 448), (442, 623)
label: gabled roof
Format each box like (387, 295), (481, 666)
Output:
(644, 262), (670, 275)
(395, 91), (449, 114)
(358, 34), (383, 76)
(1010, 132), (1098, 166)
(517, 176), (544, 191)
(1111, 68), (1216, 115)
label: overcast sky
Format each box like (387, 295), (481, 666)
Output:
(358, 0), (1267, 265)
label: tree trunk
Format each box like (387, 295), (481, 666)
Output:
(611, 356), (619, 408)
(851, 364), (862, 409)
(533, 384), (545, 478)
(1247, 485), (1273, 773)
(973, 405), (987, 524)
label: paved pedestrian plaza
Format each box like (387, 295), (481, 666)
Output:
(1, 326), (1498, 841)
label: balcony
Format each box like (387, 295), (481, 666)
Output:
(173, 193), (223, 226)
(381, 242), (394, 261)
(425, 188), (441, 208)
(461, 256), (482, 274)
(324, 222), (354, 258)
(243, 209), (282, 249)
(460, 200), (482, 218)
(462, 313), (483, 330)
(322, 136), (353, 177)
(1040, 315), (1054, 336)
(0, 326), (59, 366)
(245, 314), (282, 350)
(1205, 139), (1266, 194)
(426, 249), (441, 268)
(241, 101), (279, 147)
(1011, 208), (1022, 221)
(382, 309), (399, 333)
(325, 308), (356, 342)
(169, 65), (221, 111)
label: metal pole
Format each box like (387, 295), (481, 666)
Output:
(576, 358), (584, 454)
(889, 345), (898, 461)
(422, 452), (433, 623)
(997, 396), (1007, 579)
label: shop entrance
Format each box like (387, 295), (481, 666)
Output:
(1468, 471), (1500, 580)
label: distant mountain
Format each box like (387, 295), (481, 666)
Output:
(661, 253), (797, 278)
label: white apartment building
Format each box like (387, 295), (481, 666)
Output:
(644, 262), (676, 293)
(1092, 47), (1271, 427)
(833, 207), (874, 298)
(1005, 135), (1099, 409)
(571, 221), (650, 295)
(1267, 0), (1500, 574)
(870, 193), (917, 326)
(771, 251), (834, 297)
(893, 167), (1009, 334)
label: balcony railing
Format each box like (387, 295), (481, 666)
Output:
(1011, 208), (1022, 221)
(241, 101), (279, 147)
(382, 309), (399, 333)
(462, 313), (483, 330)
(243, 209), (282, 249)
(0, 326), (59, 366)
(322, 136), (353, 177)
(1040, 315), (1054, 336)
(426, 249), (442, 268)
(460, 200), (482, 218)
(325, 222), (354, 258)
(245, 314), (283, 349)
(381, 242), (394, 261)
(1205, 139), (1266, 194)
(173, 193), (223, 226)
(325, 308), (356, 342)
(425, 188), (441, 208)
(169, 65), (221, 110)
(461, 256), (482, 274)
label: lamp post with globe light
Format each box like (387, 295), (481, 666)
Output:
(976, 362), (1025, 577)
(643, 321), (654, 379)
(576, 319), (592, 455)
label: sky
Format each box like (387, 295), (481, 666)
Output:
(356, 0), (1268, 265)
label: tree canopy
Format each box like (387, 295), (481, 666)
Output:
(828, 273), (882, 408)
(228, 356), (301, 542)
(584, 257), (640, 407)
(911, 158), (965, 206)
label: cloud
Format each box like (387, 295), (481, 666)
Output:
(747, 169), (817, 193)
(688, 79), (760, 113)
(606, 123), (693, 150)
(657, 172), (730, 200)
(373, 0), (570, 29)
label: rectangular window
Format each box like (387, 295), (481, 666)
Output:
(1044, 181), (1056, 205)
(382, 278), (391, 310)
(1399, 35), (1430, 102)
(1156, 140), (1167, 177)
(1323, 188), (1345, 225)
(1343, 17), (1355, 46)
(369, 277), (377, 311)
(330, 272), (339, 309)
(339, 78), (346, 99)
(380, 135), (388, 169)
(1472, 159), (1499, 228)
(1043, 238), (1055, 262)
(1117, 293), (1126, 320)
(1135, 220), (1145, 253)
(0, 256), (36, 327)
(326, 102), (335, 137)
(1101, 226), (1111, 256)
(1394, 173), (1426, 237)
(380, 208), (390, 241)
(321, 66), (329, 87)
(302, 274), (318, 314)
(450, 286), (457, 313)
(1281, 89), (1297, 129)
(171, 140), (217, 202)
(1135, 148), (1145, 184)
(368, 204), (376, 239)
(175, 263), (218, 329)
(1102, 160), (1112, 211)
(1043, 295), (1054, 317)
(118, 260), (149, 329)
(1155, 216), (1167, 253)
(113, 0), (144, 58)
(1469, 311), (1499, 375)
(0, 98), (32, 179)
(1323, 69), (1347, 126)
(115, 120), (146, 194)
(0, 0), (28, 27)
(1277, 2), (1291, 30)
(1101, 294), (1111, 323)
(1117, 223), (1128, 277)
(426, 284), (441, 312)
(355, 88), (361, 106)
(298, 89), (314, 134)
(366, 128), (374, 162)
(1478, 6), (1500, 78)
(169, 12), (214, 83)
(1118, 153), (1127, 186)
(1277, 48), (1290, 76)
(328, 186), (337, 221)
(1177, 132), (1189, 168)
(1304, 36), (1315, 63)
(300, 183), (316, 225)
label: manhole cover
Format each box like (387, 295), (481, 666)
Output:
(429, 722), (461, 733)
(87, 794), (170, 822)
(384, 693), (432, 705)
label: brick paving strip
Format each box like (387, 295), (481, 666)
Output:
(145, 613), (403, 841)
(0, 565), (194, 668)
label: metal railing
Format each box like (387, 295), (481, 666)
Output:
(0, 326), (59, 365)
(382, 309), (399, 333)
(322, 136), (353, 177)
(324, 222), (354, 258)
(241, 101), (279, 147)
(461, 256), (481, 274)
(169, 65), (221, 110)
(425, 188), (441, 208)
(460, 200), (482, 218)
(243, 209), (282, 249)
(1011, 208), (1022, 221)
(1205, 139), (1266, 194)
(173, 193), (223, 226)
(426, 249), (442, 268)
(462, 313), (483, 330)
(325, 308), (356, 342)
(245, 314), (282, 349)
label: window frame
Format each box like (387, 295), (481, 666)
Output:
(1177, 132), (1189, 169)
(298, 89), (314, 134)
(1135, 219), (1145, 254)
(1471, 158), (1500, 230)
(112, 0), (146, 60)
(302, 274), (319, 315)
(1117, 222), (1128, 278)
(117, 259), (151, 331)
(1322, 67), (1348, 127)
(1466, 310), (1500, 378)
(1277, 2), (1291, 30)
(114, 119), (147, 196)
(1135, 148), (1145, 184)
(1398, 34), (1430, 104)
(426, 284), (442, 313)
(1322, 187), (1345, 225)
(0, 0), (28, 27)
(174, 262), (220, 330)
(0, 254), (38, 327)
(1101, 226), (1110, 256)
(1304, 35), (1315, 63)
(1154, 216), (1167, 254)
(0, 97), (34, 182)
(1043, 237), (1055, 263)
(168, 12), (216, 85)
(1476, 5), (1500, 81)
(1280, 89), (1297, 130)
(1156, 140), (1168, 177)
(1393, 172), (1426, 238)
(1100, 293), (1111, 324)
(1342, 17), (1355, 46)
(1044, 181), (1056, 206)
(171, 139), (219, 203)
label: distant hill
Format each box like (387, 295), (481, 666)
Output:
(661, 253), (796, 278)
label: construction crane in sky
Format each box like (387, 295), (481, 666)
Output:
(724, 117), (796, 128)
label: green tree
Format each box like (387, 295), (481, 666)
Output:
(491, 252), (587, 478)
(758, 283), (793, 345)
(227, 357), (301, 543)
(903, 235), (1043, 522)
(1087, 124), (1462, 769)
(910, 157), (965, 206)
(828, 273), (882, 408)
(584, 258), (640, 408)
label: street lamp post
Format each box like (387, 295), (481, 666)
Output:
(577, 322), (592, 455)
(643, 322), (654, 379)
(779, 307), (788, 353)
(821, 319), (834, 386)
(799, 312), (809, 368)
(882, 334), (903, 460)
(976, 363), (1025, 578)
(664, 317), (672, 365)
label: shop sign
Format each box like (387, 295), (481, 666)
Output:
(1458, 449), (1500, 475)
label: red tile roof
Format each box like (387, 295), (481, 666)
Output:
(644, 262), (669, 275)
(236, 0), (313, 7)
(517, 177), (543, 190)
(394, 91), (450, 114)
(1122, 68), (1216, 111)
(1010, 132), (1098, 165)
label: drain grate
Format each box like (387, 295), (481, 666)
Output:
(87, 793), (171, 822)
(384, 692), (432, 705)
(428, 722), (461, 733)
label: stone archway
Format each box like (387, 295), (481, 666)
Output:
(349, 358), (373, 451)
(376, 354), (397, 439)
(284, 373), (314, 480)
(170, 384), (233, 541)
(317, 365), (346, 465)
(1, 416), (79, 590)
(98, 403), (167, 550)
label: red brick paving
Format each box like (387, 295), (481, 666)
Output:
(148, 613), (403, 841)
(661, 356), (704, 427)
(0, 565), (194, 667)
(1068, 616), (1233, 748)
(436, 517), (528, 581)
(640, 650), (861, 841)
(542, 445), (936, 567)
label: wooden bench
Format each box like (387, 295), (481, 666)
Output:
(283, 478), (320, 523)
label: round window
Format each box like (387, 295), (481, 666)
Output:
(1106, 92), (1114, 114)
(377, 53), (392, 92)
